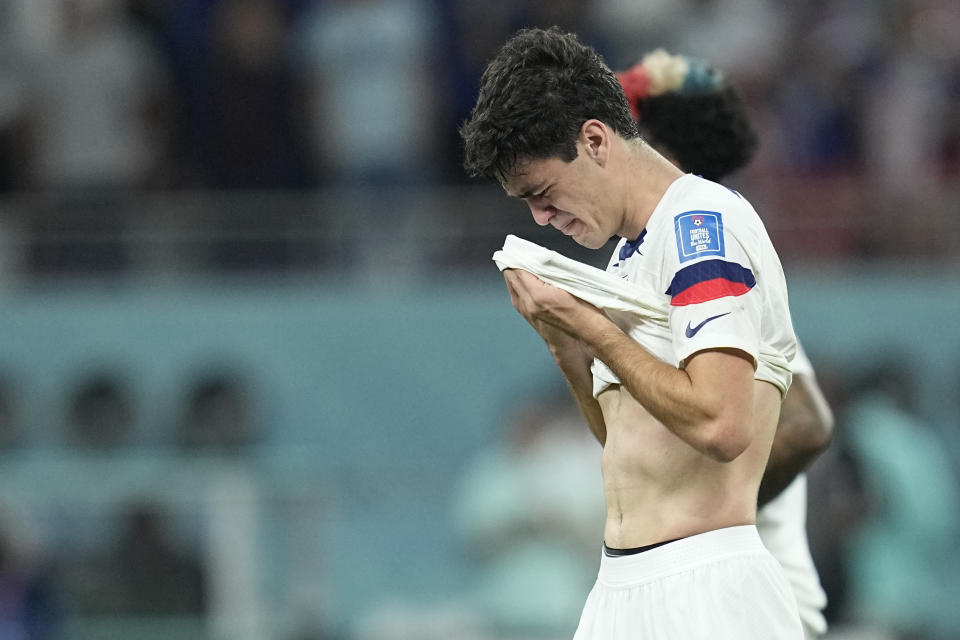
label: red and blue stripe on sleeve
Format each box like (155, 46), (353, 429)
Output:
(666, 259), (756, 306)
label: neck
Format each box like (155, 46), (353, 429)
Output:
(619, 140), (685, 239)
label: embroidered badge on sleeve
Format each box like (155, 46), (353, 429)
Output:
(674, 211), (724, 263)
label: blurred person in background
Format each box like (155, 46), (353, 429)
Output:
(176, 370), (258, 452)
(838, 359), (960, 639)
(856, 0), (960, 256)
(188, 0), (316, 189)
(435, 1), (608, 184)
(859, 1), (958, 201)
(615, 49), (833, 638)
(293, 0), (439, 186)
(463, 26), (803, 638)
(0, 511), (61, 640)
(434, 0), (528, 183)
(451, 386), (603, 638)
(63, 371), (136, 449)
(67, 501), (208, 618)
(0, 9), (32, 193)
(21, 0), (175, 191)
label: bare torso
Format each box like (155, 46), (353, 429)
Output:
(597, 378), (783, 548)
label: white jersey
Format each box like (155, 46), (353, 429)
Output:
(592, 173), (796, 397)
(757, 342), (829, 637)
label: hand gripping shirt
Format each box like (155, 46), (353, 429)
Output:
(592, 174), (796, 397)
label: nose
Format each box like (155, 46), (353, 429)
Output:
(529, 202), (556, 226)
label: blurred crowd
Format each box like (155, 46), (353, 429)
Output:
(0, 0), (957, 259)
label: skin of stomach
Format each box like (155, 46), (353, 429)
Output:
(597, 378), (782, 548)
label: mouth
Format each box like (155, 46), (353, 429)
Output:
(559, 219), (578, 235)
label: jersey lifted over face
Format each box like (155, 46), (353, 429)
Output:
(592, 174), (796, 398)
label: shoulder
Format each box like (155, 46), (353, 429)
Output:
(653, 176), (759, 236)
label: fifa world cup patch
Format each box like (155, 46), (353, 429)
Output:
(674, 211), (724, 262)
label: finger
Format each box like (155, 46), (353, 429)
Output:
(504, 269), (531, 299)
(506, 270), (545, 302)
(503, 270), (525, 309)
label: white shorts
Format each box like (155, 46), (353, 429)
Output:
(573, 525), (803, 640)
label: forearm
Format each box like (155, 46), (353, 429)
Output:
(758, 441), (813, 507)
(524, 309), (606, 444)
(550, 340), (607, 445)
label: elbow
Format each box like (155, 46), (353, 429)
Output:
(790, 401), (836, 459)
(803, 411), (835, 457)
(700, 419), (751, 463)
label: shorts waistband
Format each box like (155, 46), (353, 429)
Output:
(597, 525), (767, 587)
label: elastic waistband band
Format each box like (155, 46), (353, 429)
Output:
(597, 525), (768, 587)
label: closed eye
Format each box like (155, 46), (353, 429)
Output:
(512, 182), (551, 200)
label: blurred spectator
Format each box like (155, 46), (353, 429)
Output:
(591, 0), (691, 66)
(805, 435), (871, 630)
(839, 359), (960, 638)
(72, 501), (207, 616)
(22, 0), (175, 191)
(435, 1), (613, 183)
(183, 0), (317, 189)
(64, 371), (136, 448)
(769, 5), (871, 177)
(451, 386), (603, 638)
(177, 370), (257, 451)
(672, 0), (790, 85)
(0, 0), (42, 192)
(861, 1), (958, 201)
(294, 0), (439, 186)
(433, 0), (521, 182)
(0, 64), (32, 192)
(0, 515), (61, 640)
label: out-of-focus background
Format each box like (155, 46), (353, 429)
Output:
(0, 0), (958, 639)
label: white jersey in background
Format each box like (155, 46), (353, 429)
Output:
(757, 342), (829, 638)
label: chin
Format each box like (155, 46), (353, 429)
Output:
(575, 234), (607, 250)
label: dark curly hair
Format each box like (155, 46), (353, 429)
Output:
(635, 86), (757, 181)
(460, 27), (639, 182)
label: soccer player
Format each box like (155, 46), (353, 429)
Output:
(615, 50), (834, 638)
(461, 27), (804, 638)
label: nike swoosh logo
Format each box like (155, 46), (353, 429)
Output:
(685, 312), (731, 338)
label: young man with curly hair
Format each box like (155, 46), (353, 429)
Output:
(462, 27), (804, 638)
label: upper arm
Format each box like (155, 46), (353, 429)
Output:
(684, 348), (756, 417)
(683, 347), (759, 461)
(663, 209), (764, 375)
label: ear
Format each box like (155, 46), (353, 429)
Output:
(580, 119), (610, 167)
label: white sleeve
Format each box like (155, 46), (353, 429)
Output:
(661, 208), (763, 369)
(791, 339), (814, 377)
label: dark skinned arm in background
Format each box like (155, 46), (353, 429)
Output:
(758, 371), (834, 507)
